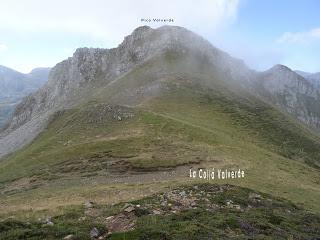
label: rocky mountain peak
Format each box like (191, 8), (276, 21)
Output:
(254, 64), (320, 130)
(261, 63), (313, 88)
(0, 25), (253, 158)
(128, 25), (152, 37)
(44, 25), (230, 96)
(1, 25), (320, 159)
(269, 64), (291, 72)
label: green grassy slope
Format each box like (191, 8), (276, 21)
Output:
(0, 83), (319, 213)
(0, 50), (319, 222)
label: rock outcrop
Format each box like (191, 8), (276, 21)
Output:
(1, 25), (319, 159)
(252, 64), (320, 129)
(0, 26), (251, 158)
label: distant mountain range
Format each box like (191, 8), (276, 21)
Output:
(0, 66), (50, 128)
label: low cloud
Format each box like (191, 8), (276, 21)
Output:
(277, 28), (320, 44)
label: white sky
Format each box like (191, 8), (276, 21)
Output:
(0, 0), (239, 73)
(0, 0), (319, 73)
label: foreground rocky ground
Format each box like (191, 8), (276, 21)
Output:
(1, 184), (319, 239)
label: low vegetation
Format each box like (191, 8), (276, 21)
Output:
(1, 184), (319, 239)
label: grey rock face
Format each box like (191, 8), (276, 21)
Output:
(253, 64), (320, 129)
(0, 25), (319, 159)
(296, 70), (320, 89)
(0, 26), (251, 158)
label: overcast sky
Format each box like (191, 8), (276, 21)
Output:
(0, 0), (319, 73)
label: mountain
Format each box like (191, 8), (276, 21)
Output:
(296, 70), (320, 89)
(252, 64), (320, 130)
(0, 65), (49, 98)
(0, 26), (253, 158)
(0, 66), (50, 128)
(0, 26), (319, 237)
(1, 26), (320, 159)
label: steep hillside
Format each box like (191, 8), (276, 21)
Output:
(252, 65), (320, 130)
(0, 26), (251, 158)
(0, 26), (319, 238)
(0, 47), (320, 216)
(1, 27), (320, 160)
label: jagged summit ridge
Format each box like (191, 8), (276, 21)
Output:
(3, 25), (238, 158)
(0, 25), (320, 159)
(7, 25), (249, 128)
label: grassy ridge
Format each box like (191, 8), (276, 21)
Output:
(0, 83), (319, 213)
